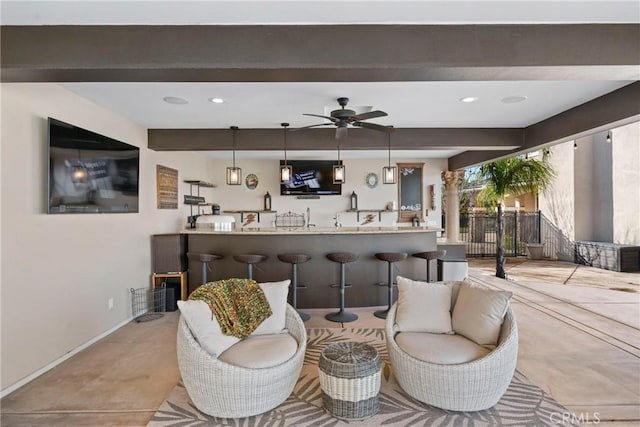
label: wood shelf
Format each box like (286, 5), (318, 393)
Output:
(183, 180), (217, 188)
(224, 210), (276, 222)
(346, 209), (397, 221)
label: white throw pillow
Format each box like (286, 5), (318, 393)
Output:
(451, 282), (513, 349)
(251, 280), (291, 335)
(177, 300), (240, 357)
(395, 276), (453, 334)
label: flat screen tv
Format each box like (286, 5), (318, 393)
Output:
(47, 118), (140, 214)
(280, 160), (342, 196)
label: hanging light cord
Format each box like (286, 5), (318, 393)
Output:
(231, 126), (238, 167)
(387, 132), (391, 167)
(282, 123), (288, 165)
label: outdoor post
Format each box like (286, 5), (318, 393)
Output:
(442, 170), (465, 241)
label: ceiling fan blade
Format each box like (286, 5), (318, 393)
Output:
(350, 110), (387, 121)
(291, 123), (334, 131)
(336, 126), (348, 139)
(303, 113), (338, 122)
(356, 121), (395, 132)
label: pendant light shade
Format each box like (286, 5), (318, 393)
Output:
(226, 126), (242, 185)
(606, 130), (612, 143)
(280, 123), (292, 183)
(382, 127), (397, 184)
(333, 144), (345, 184)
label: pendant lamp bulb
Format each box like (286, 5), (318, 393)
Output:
(280, 123), (292, 183)
(226, 125), (242, 185)
(383, 126), (397, 184)
(606, 131), (612, 143)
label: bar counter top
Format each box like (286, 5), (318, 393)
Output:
(182, 226), (440, 235)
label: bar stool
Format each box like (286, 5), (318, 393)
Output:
(187, 252), (223, 285)
(411, 250), (447, 282)
(233, 254), (268, 280)
(374, 252), (408, 319)
(325, 252), (359, 323)
(277, 253), (311, 321)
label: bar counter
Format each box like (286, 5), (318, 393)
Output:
(182, 226), (439, 308)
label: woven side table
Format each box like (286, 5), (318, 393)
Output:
(318, 341), (381, 420)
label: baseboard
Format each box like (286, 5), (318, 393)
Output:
(0, 316), (133, 399)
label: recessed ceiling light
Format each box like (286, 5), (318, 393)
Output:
(501, 95), (528, 104)
(209, 97), (225, 104)
(163, 96), (188, 105)
(459, 96), (479, 103)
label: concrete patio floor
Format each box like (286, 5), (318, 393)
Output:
(468, 258), (640, 426)
(1, 258), (639, 426)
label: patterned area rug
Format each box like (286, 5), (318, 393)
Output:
(149, 328), (575, 426)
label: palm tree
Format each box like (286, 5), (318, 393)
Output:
(475, 156), (554, 278)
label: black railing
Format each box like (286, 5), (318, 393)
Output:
(443, 211), (575, 260)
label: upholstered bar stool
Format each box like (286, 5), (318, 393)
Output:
(325, 252), (359, 323)
(411, 250), (447, 282)
(233, 254), (268, 280)
(277, 253), (311, 321)
(187, 252), (223, 286)
(374, 252), (408, 319)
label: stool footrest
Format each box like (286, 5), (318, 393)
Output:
(330, 284), (353, 288)
(296, 285), (308, 289)
(375, 282), (397, 287)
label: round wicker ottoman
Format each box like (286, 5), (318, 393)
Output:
(318, 342), (381, 420)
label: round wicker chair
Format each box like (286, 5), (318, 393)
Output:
(385, 287), (518, 412)
(177, 304), (307, 418)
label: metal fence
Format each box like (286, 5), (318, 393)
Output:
(444, 211), (576, 260)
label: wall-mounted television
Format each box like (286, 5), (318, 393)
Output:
(280, 160), (342, 196)
(47, 118), (140, 213)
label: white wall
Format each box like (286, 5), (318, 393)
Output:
(538, 141), (576, 240)
(612, 122), (640, 245)
(205, 157), (446, 228)
(0, 83), (215, 393)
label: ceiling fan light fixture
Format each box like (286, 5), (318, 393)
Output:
(226, 126), (242, 185)
(280, 123), (292, 183)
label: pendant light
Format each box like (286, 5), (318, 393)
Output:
(333, 143), (345, 184)
(226, 126), (242, 185)
(606, 130), (612, 143)
(382, 126), (397, 184)
(280, 123), (292, 183)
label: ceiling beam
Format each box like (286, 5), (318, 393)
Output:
(2, 24), (638, 82)
(148, 128), (523, 151)
(448, 81), (640, 169)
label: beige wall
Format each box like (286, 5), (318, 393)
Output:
(538, 140), (576, 240)
(0, 83), (216, 393)
(208, 158), (446, 228)
(612, 122), (640, 245)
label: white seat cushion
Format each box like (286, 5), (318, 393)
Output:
(395, 332), (491, 365)
(395, 276), (453, 334)
(451, 282), (512, 349)
(219, 333), (298, 369)
(251, 280), (290, 335)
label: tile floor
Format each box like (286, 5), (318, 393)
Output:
(1, 260), (639, 426)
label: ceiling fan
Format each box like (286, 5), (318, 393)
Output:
(295, 97), (393, 139)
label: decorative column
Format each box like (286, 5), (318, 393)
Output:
(442, 170), (465, 241)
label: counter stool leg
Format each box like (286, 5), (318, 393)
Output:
(325, 262), (358, 323)
(201, 261), (208, 284)
(426, 259), (432, 282)
(374, 261), (394, 319)
(291, 263), (310, 321)
(247, 264), (253, 280)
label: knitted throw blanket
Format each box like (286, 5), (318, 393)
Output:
(188, 278), (272, 338)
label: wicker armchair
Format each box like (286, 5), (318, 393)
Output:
(177, 304), (307, 418)
(385, 289), (518, 411)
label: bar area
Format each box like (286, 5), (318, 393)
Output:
(183, 227), (439, 308)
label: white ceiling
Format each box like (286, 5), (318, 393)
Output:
(3, 0), (638, 159)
